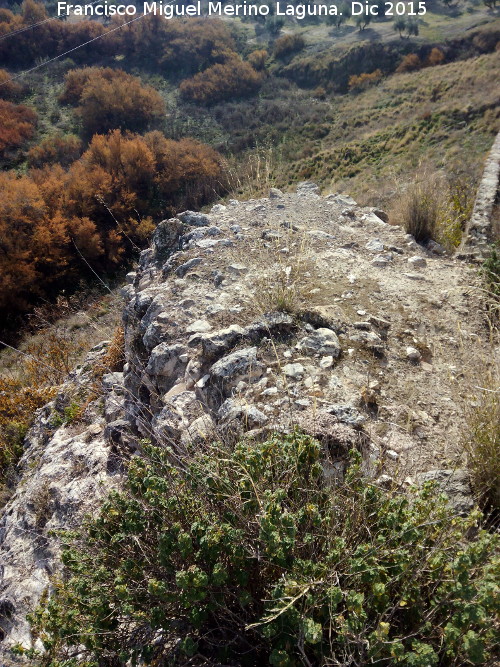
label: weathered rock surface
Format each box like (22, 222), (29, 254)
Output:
(2, 180), (491, 659)
(0, 346), (125, 658)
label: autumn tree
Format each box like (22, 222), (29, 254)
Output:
(426, 47), (445, 66)
(348, 69), (383, 91)
(273, 34), (306, 58)
(0, 1), (112, 66)
(396, 53), (422, 73)
(0, 69), (23, 100)
(179, 58), (262, 105)
(60, 67), (165, 138)
(247, 50), (268, 71)
(0, 129), (226, 317)
(0, 172), (68, 313)
(28, 134), (82, 168)
(0, 99), (37, 157)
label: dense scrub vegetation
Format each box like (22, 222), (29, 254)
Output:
(27, 435), (499, 666)
(59, 67), (165, 137)
(179, 58), (262, 105)
(0, 99), (37, 157)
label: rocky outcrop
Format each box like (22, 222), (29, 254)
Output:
(0, 346), (126, 660)
(2, 181), (490, 658)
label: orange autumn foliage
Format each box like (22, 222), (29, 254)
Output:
(0, 172), (69, 312)
(28, 134), (83, 168)
(60, 67), (165, 137)
(348, 69), (383, 91)
(0, 1), (112, 66)
(396, 53), (422, 73)
(426, 47), (445, 66)
(0, 69), (23, 100)
(0, 130), (226, 317)
(247, 50), (268, 71)
(179, 58), (262, 105)
(0, 99), (37, 157)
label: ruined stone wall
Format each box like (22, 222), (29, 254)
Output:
(459, 130), (500, 260)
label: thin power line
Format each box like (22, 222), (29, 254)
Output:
(0, 2), (178, 89)
(0, 0), (104, 42)
(0, 17), (54, 41)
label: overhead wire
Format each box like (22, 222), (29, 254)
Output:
(0, 0), (179, 89)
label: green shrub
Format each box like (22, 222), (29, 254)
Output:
(29, 434), (499, 666)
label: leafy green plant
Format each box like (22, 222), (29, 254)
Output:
(50, 402), (81, 428)
(28, 433), (499, 666)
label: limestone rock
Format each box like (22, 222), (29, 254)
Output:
(296, 328), (341, 358)
(177, 210), (210, 227)
(408, 256), (427, 268)
(146, 343), (187, 378)
(415, 470), (474, 515)
(210, 347), (265, 392)
(283, 363), (305, 379)
(406, 346), (422, 362)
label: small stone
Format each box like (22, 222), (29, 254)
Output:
(376, 474), (393, 488)
(175, 257), (202, 278)
(296, 328), (341, 358)
(262, 386), (278, 396)
(408, 256), (427, 268)
(269, 187), (284, 198)
(371, 256), (388, 268)
(177, 211), (210, 227)
(261, 229), (282, 241)
(406, 346), (422, 362)
(386, 449), (399, 461)
(319, 355), (334, 369)
(297, 181), (320, 195)
(227, 263), (248, 276)
(349, 331), (384, 352)
(373, 208), (389, 223)
(307, 229), (335, 240)
(295, 398), (311, 408)
(415, 470), (473, 515)
(365, 238), (384, 252)
(283, 363), (305, 379)
(186, 319), (212, 334)
(196, 374), (210, 388)
(427, 240), (446, 255)
(324, 403), (366, 426)
(403, 273), (426, 281)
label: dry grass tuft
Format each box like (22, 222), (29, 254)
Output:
(390, 169), (475, 249)
(465, 372), (500, 516)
